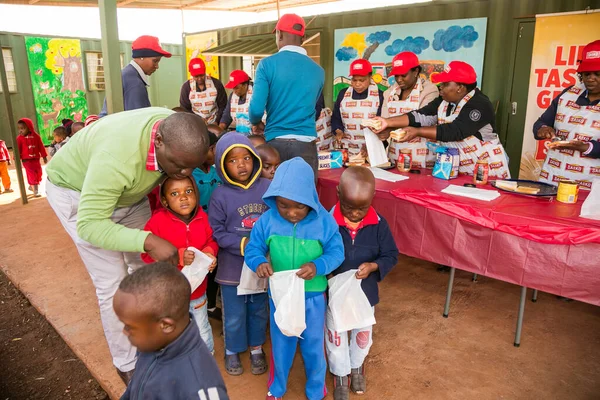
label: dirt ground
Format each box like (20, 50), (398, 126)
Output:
(1, 164), (599, 399)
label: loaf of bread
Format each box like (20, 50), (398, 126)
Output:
(390, 129), (407, 141)
(362, 119), (382, 130)
(515, 186), (540, 195)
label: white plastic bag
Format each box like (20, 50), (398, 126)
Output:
(237, 262), (268, 295)
(327, 269), (376, 332)
(580, 179), (600, 221)
(270, 270), (306, 338)
(180, 247), (212, 292)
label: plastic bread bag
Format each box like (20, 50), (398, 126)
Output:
(180, 247), (212, 292)
(270, 270), (306, 338)
(237, 262), (268, 295)
(327, 269), (376, 333)
(580, 179), (600, 221)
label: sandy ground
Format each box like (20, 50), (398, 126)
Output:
(1, 164), (599, 400)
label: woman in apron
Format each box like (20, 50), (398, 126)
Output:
(220, 69), (264, 135)
(372, 60), (511, 178)
(381, 51), (439, 167)
(331, 59), (384, 158)
(179, 57), (227, 124)
(533, 40), (600, 189)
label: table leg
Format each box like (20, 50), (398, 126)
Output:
(443, 267), (456, 318)
(514, 286), (527, 347)
(472, 273), (478, 282)
(532, 289), (538, 303)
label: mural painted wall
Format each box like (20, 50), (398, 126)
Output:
(185, 32), (219, 79)
(25, 37), (88, 144)
(333, 18), (488, 100)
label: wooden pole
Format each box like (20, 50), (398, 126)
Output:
(276, 0), (280, 18)
(0, 49), (27, 205)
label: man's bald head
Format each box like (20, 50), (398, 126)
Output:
(338, 167), (376, 223)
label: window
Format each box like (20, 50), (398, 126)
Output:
(303, 32), (321, 66)
(86, 52), (124, 91)
(0, 48), (18, 93)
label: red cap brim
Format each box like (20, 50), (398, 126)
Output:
(158, 49), (172, 58)
(431, 72), (451, 84)
(225, 81), (237, 89)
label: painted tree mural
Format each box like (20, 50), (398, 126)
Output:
(45, 39), (85, 93)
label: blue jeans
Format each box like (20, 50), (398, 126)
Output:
(220, 284), (268, 353)
(190, 294), (214, 354)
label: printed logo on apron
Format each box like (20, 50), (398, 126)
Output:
(437, 90), (511, 178)
(340, 84), (380, 157)
(229, 84), (267, 134)
(539, 82), (600, 189)
(189, 77), (218, 124)
(316, 108), (334, 151)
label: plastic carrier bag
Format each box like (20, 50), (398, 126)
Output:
(270, 270), (306, 338)
(327, 269), (376, 332)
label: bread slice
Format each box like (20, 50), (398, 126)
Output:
(362, 119), (382, 130)
(390, 130), (407, 141)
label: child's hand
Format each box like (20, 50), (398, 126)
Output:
(356, 262), (378, 279)
(206, 252), (217, 272)
(256, 262), (274, 278)
(43, 157), (48, 164)
(183, 249), (195, 266)
(297, 262), (316, 280)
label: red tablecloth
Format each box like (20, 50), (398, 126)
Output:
(317, 168), (600, 306)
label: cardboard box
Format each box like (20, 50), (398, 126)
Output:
(318, 150), (346, 170)
(432, 148), (460, 180)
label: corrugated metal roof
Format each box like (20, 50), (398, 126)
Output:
(203, 38), (277, 57)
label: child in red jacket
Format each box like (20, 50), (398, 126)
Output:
(16, 118), (47, 197)
(142, 176), (219, 353)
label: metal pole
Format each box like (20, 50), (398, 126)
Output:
(531, 289), (538, 303)
(276, 0), (280, 19)
(443, 267), (456, 318)
(0, 48), (27, 205)
(98, 0), (124, 114)
(514, 286), (527, 347)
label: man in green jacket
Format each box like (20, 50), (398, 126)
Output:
(45, 107), (209, 383)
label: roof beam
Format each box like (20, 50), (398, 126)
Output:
(117, 0), (138, 5)
(28, 0), (41, 4)
(181, 0), (220, 10)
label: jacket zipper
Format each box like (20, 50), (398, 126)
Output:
(135, 355), (159, 400)
(292, 224), (297, 270)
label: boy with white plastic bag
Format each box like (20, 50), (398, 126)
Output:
(245, 157), (345, 400)
(327, 167), (398, 400)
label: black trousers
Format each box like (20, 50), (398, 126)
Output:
(206, 264), (219, 309)
(268, 138), (318, 182)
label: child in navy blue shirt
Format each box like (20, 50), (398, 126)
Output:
(326, 166), (398, 400)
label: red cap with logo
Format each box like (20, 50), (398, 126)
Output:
(225, 70), (251, 89)
(578, 40), (600, 72)
(188, 58), (206, 77)
(349, 59), (372, 76)
(431, 61), (477, 84)
(273, 13), (305, 36)
(390, 52), (420, 76)
(131, 35), (171, 58)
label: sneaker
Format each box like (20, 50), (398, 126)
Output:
(28, 185), (32, 192)
(250, 351), (267, 375)
(208, 307), (222, 321)
(224, 353), (243, 376)
(350, 366), (366, 394)
(266, 392), (282, 400)
(333, 375), (350, 400)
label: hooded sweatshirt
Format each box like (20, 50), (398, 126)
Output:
(16, 118), (47, 160)
(141, 177), (219, 300)
(244, 157), (345, 296)
(208, 132), (271, 286)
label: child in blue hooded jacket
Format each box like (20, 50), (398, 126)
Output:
(208, 132), (271, 377)
(245, 157), (345, 400)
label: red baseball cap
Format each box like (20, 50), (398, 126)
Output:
(390, 52), (420, 76)
(131, 35), (171, 58)
(273, 13), (305, 36)
(349, 59), (372, 76)
(225, 70), (250, 89)
(578, 40), (600, 72)
(432, 61), (477, 84)
(188, 58), (206, 77)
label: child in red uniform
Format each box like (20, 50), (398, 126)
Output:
(16, 118), (47, 197)
(0, 139), (12, 194)
(141, 176), (219, 353)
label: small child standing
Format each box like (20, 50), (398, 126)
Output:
(327, 166), (398, 399)
(141, 176), (218, 354)
(256, 144), (281, 180)
(245, 157), (345, 400)
(16, 118), (47, 197)
(48, 126), (70, 156)
(113, 262), (229, 400)
(208, 132), (271, 376)
(0, 139), (12, 194)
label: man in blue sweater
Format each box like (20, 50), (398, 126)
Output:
(99, 35), (171, 117)
(249, 14), (325, 178)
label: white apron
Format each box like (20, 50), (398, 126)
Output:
(189, 77), (218, 124)
(539, 82), (600, 189)
(437, 90), (511, 179)
(315, 108), (334, 151)
(229, 85), (267, 134)
(386, 79), (436, 168)
(340, 84), (380, 156)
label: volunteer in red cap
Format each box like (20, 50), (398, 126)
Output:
(248, 13), (325, 180)
(180, 58), (227, 124)
(372, 60), (510, 178)
(219, 69), (257, 133)
(381, 52), (439, 167)
(99, 35), (171, 117)
(331, 59), (384, 158)
(534, 39), (600, 187)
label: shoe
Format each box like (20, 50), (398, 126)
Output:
(224, 353), (243, 376)
(250, 350), (268, 375)
(208, 307), (222, 321)
(350, 366), (366, 394)
(266, 392), (282, 400)
(28, 185), (32, 192)
(116, 368), (135, 385)
(333, 375), (350, 400)
(4, 188), (13, 193)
